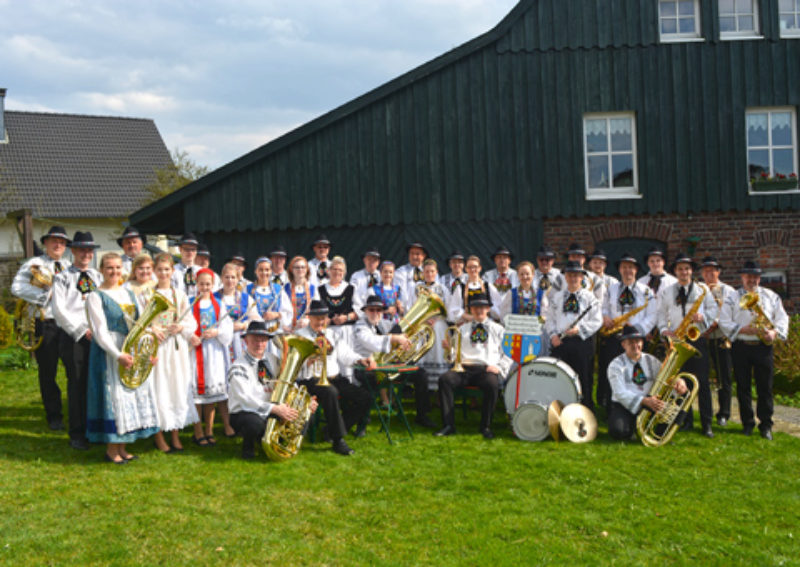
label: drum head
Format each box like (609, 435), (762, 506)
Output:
(504, 357), (581, 414)
(511, 401), (549, 442)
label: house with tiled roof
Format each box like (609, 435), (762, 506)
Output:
(0, 87), (171, 282)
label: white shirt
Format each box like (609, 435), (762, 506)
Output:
(719, 286), (789, 342)
(603, 280), (657, 336)
(482, 268), (519, 294)
(227, 351), (281, 419)
(172, 263), (201, 299)
(582, 271), (605, 302)
(395, 263), (429, 304)
(656, 281), (716, 335)
(352, 317), (394, 357)
(451, 318), (513, 376)
(534, 268), (564, 296)
(544, 287), (602, 340)
(296, 326), (363, 382)
(704, 281), (735, 340)
(637, 272), (678, 301)
(11, 254), (71, 319)
(308, 257), (330, 287)
(51, 265), (102, 341)
(607, 352), (662, 414)
(350, 268), (381, 296)
(446, 280), (503, 323)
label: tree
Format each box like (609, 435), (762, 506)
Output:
(143, 148), (209, 204)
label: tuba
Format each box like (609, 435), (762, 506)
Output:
(119, 292), (174, 389)
(739, 292), (775, 345)
(14, 265), (53, 352)
(262, 334), (320, 461)
(636, 339), (700, 447)
(374, 287), (447, 368)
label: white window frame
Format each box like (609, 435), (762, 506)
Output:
(583, 112), (641, 201)
(779, 0), (800, 38)
(746, 107), (800, 196)
(719, 0), (763, 40)
(659, 0), (704, 43)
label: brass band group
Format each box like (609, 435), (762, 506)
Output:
(11, 225), (790, 463)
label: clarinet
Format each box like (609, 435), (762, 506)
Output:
(558, 304), (594, 340)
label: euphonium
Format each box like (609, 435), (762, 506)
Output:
(445, 324), (465, 372)
(673, 285), (707, 342)
(374, 287), (447, 367)
(600, 296), (649, 338)
(636, 339), (700, 447)
(262, 334), (320, 461)
(311, 334), (332, 387)
(14, 265), (53, 352)
(119, 292), (174, 389)
(739, 292), (775, 345)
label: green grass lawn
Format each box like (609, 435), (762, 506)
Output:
(2, 367), (799, 567)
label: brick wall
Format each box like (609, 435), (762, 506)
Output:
(543, 210), (799, 313)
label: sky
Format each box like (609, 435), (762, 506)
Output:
(0, 0), (519, 171)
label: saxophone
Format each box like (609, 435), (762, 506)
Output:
(262, 334), (321, 461)
(119, 292), (174, 389)
(673, 284), (707, 342)
(600, 295), (649, 338)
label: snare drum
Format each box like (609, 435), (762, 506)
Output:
(504, 357), (581, 441)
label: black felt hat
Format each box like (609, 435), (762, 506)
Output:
(468, 293), (492, 308)
(226, 251), (247, 268)
(562, 260), (586, 274)
(448, 250), (465, 262)
(196, 243), (211, 257)
(116, 226), (147, 247)
(669, 252), (697, 273)
(737, 260), (762, 275)
(243, 320), (273, 337)
(312, 234), (331, 247)
(178, 232), (199, 247)
(701, 256), (722, 270)
(269, 244), (288, 258)
(565, 243), (587, 258)
(406, 241), (428, 256)
(492, 246), (514, 260)
(40, 226), (70, 245)
(70, 231), (100, 249)
(643, 246), (666, 263)
(307, 300), (330, 317)
(361, 295), (387, 311)
(589, 249), (608, 262)
(619, 324), (645, 342)
(363, 247), (381, 259)
(614, 251), (641, 270)
(536, 245), (556, 259)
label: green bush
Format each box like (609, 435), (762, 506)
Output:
(774, 314), (800, 386)
(0, 305), (13, 348)
(0, 345), (32, 370)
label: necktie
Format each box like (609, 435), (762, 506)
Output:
(77, 271), (96, 295)
(413, 267), (423, 282)
(451, 278), (460, 292)
(257, 360), (271, 385)
(368, 273), (378, 288)
(619, 286), (634, 307)
(272, 275), (282, 286)
(470, 322), (488, 344)
(564, 293), (579, 314)
(495, 273), (511, 292)
(54, 261), (63, 274)
(677, 286), (688, 316)
(632, 362), (646, 387)
(374, 324), (383, 336)
(184, 268), (195, 287)
(647, 274), (663, 293)
(318, 262), (327, 280)
(540, 274), (550, 290)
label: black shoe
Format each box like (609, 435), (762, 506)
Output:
(415, 415), (437, 429)
(717, 416), (728, 427)
(760, 429), (773, 441)
(742, 425), (754, 436)
(332, 439), (354, 456)
(48, 419), (65, 431)
(434, 425), (456, 437)
(104, 453), (127, 465)
(702, 426), (714, 439)
(353, 426), (367, 439)
(480, 428), (495, 440)
(70, 438), (90, 450)
(241, 451), (255, 460)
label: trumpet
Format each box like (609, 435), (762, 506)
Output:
(445, 325), (465, 372)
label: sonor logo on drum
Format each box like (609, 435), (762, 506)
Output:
(532, 370), (557, 378)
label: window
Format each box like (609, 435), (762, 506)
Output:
(583, 113), (640, 200)
(761, 270), (788, 299)
(779, 0), (800, 37)
(720, 0), (760, 38)
(746, 108), (799, 194)
(659, 0), (702, 41)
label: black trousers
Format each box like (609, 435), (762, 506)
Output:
(356, 367), (432, 418)
(230, 411), (268, 457)
(551, 335), (596, 413)
(732, 341), (774, 431)
(298, 376), (371, 441)
(680, 337), (712, 429)
(608, 401), (638, 441)
(438, 365), (499, 430)
(708, 337), (733, 420)
(61, 336), (91, 440)
(33, 319), (74, 424)
(597, 335), (622, 410)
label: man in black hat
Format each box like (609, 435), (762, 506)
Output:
(51, 231), (102, 449)
(565, 242), (604, 301)
(269, 245), (289, 287)
(483, 246), (519, 294)
(308, 234), (332, 287)
(225, 251), (251, 292)
(598, 252), (656, 411)
(395, 242), (429, 302)
(353, 295), (436, 428)
(534, 244), (563, 294)
(117, 226), (147, 275)
(227, 321), (319, 460)
(545, 261), (603, 413)
(637, 246), (677, 300)
(700, 256), (735, 426)
(441, 251), (467, 298)
(350, 248), (382, 310)
(297, 300), (375, 455)
(656, 253), (717, 438)
(588, 248), (618, 290)
(719, 261), (789, 440)
(11, 226), (72, 430)
(195, 244), (221, 290)
(607, 325), (689, 440)
(436, 293), (512, 439)
(172, 233), (201, 298)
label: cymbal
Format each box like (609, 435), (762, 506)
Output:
(560, 403), (597, 443)
(547, 400), (564, 442)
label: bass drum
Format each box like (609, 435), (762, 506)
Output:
(505, 358), (581, 441)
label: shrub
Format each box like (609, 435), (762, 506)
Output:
(0, 346), (32, 370)
(0, 305), (13, 349)
(774, 314), (800, 384)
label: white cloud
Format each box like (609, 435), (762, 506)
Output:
(78, 91), (178, 114)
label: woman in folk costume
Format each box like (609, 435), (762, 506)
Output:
(189, 268), (235, 446)
(371, 260), (405, 325)
(215, 263), (260, 366)
(318, 256), (359, 380)
(446, 255), (502, 324)
(147, 253), (199, 453)
(279, 255), (320, 332)
(245, 257), (282, 332)
(498, 261), (550, 356)
(85, 252), (159, 465)
(407, 258), (450, 389)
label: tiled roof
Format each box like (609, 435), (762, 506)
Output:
(0, 110), (171, 218)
